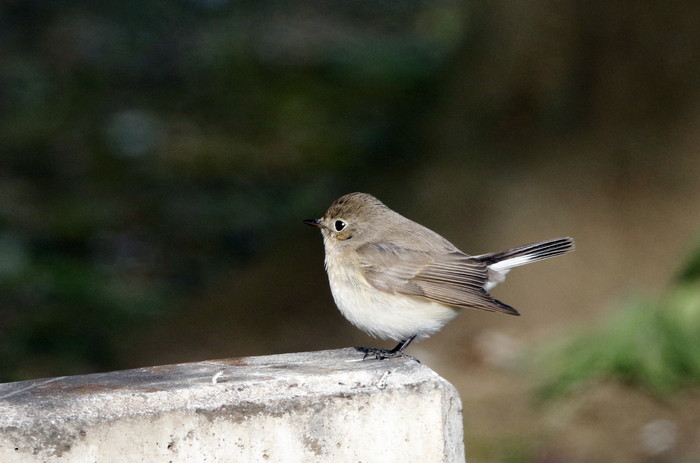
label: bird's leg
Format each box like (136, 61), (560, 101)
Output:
(356, 335), (419, 362)
(389, 335), (417, 354)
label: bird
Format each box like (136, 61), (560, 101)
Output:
(304, 192), (574, 359)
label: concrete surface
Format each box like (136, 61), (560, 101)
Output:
(0, 348), (465, 462)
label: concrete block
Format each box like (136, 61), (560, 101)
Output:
(0, 348), (465, 462)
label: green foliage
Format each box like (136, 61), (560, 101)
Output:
(1, 256), (166, 379)
(470, 437), (538, 463)
(677, 237), (700, 284)
(536, 240), (700, 399)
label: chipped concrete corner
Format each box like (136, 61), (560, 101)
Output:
(0, 348), (465, 462)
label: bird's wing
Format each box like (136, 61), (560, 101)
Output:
(355, 242), (519, 315)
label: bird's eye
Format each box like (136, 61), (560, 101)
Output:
(334, 220), (346, 232)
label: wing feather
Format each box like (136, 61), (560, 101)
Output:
(356, 243), (518, 315)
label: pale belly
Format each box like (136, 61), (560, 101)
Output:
(326, 264), (459, 342)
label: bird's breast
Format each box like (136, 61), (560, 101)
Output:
(324, 251), (458, 341)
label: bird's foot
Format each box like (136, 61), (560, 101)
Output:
(354, 347), (420, 363)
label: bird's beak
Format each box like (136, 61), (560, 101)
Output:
(303, 218), (325, 229)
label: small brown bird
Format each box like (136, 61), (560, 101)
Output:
(305, 192), (574, 358)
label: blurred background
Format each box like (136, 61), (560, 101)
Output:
(2, 1), (700, 461)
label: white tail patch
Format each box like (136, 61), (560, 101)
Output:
(488, 255), (536, 272)
(483, 237), (574, 290)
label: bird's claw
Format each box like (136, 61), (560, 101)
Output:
(355, 347), (420, 363)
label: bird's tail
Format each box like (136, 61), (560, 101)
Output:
(473, 237), (574, 291)
(475, 237), (575, 271)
